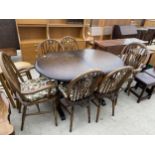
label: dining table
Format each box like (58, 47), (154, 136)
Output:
(35, 48), (124, 81)
(35, 48), (124, 120)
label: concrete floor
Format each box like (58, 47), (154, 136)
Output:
(10, 69), (155, 135)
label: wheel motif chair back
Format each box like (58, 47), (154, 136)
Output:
(68, 70), (103, 102)
(121, 42), (150, 70)
(0, 52), (24, 93)
(60, 36), (79, 51)
(98, 66), (133, 94)
(36, 39), (64, 57)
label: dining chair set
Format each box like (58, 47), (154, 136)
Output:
(36, 36), (79, 58)
(0, 36), (150, 133)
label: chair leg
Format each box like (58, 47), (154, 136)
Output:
(8, 105), (11, 122)
(112, 99), (116, 116)
(127, 78), (133, 96)
(69, 106), (74, 132)
(36, 104), (40, 113)
(96, 104), (100, 122)
(124, 78), (133, 95)
(16, 99), (22, 113)
(21, 106), (27, 131)
(52, 103), (58, 127)
(87, 105), (91, 123)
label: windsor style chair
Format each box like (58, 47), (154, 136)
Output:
(58, 70), (103, 132)
(0, 52), (58, 131)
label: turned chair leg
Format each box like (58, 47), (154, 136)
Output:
(127, 78), (133, 96)
(69, 106), (74, 132)
(36, 104), (40, 113)
(96, 104), (100, 122)
(125, 78), (133, 95)
(16, 99), (22, 113)
(112, 98), (117, 116)
(21, 106), (27, 131)
(87, 105), (91, 123)
(52, 103), (58, 126)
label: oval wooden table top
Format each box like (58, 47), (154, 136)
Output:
(35, 49), (124, 81)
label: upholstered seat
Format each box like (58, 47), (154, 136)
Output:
(21, 77), (57, 102)
(0, 53), (58, 131)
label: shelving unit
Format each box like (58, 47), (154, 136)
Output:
(16, 19), (90, 64)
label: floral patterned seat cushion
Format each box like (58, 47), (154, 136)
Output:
(21, 77), (57, 102)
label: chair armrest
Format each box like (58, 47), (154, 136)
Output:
(133, 68), (142, 74)
(21, 81), (57, 95)
(19, 65), (34, 74)
(133, 64), (146, 75)
(58, 84), (68, 98)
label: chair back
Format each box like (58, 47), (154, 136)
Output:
(36, 39), (64, 57)
(121, 42), (150, 69)
(0, 52), (23, 93)
(98, 66), (133, 94)
(60, 36), (79, 51)
(67, 70), (103, 101)
(143, 29), (155, 45)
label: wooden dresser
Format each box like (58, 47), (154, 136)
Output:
(16, 19), (90, 64)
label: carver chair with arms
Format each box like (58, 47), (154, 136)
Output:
(0, 52), (58, 131)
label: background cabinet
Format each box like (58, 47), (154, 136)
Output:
(16, 19), (90, 64)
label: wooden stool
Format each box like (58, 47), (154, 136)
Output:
(130, 71), (155, 103)
(144, 68), (155, 78)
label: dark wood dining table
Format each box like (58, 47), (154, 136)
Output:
(35, 48), (124, 120)
(35, 48), (124, 81)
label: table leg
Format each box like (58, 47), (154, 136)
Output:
(57, 106), (66, 120)
(55, 93), (66, 121)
